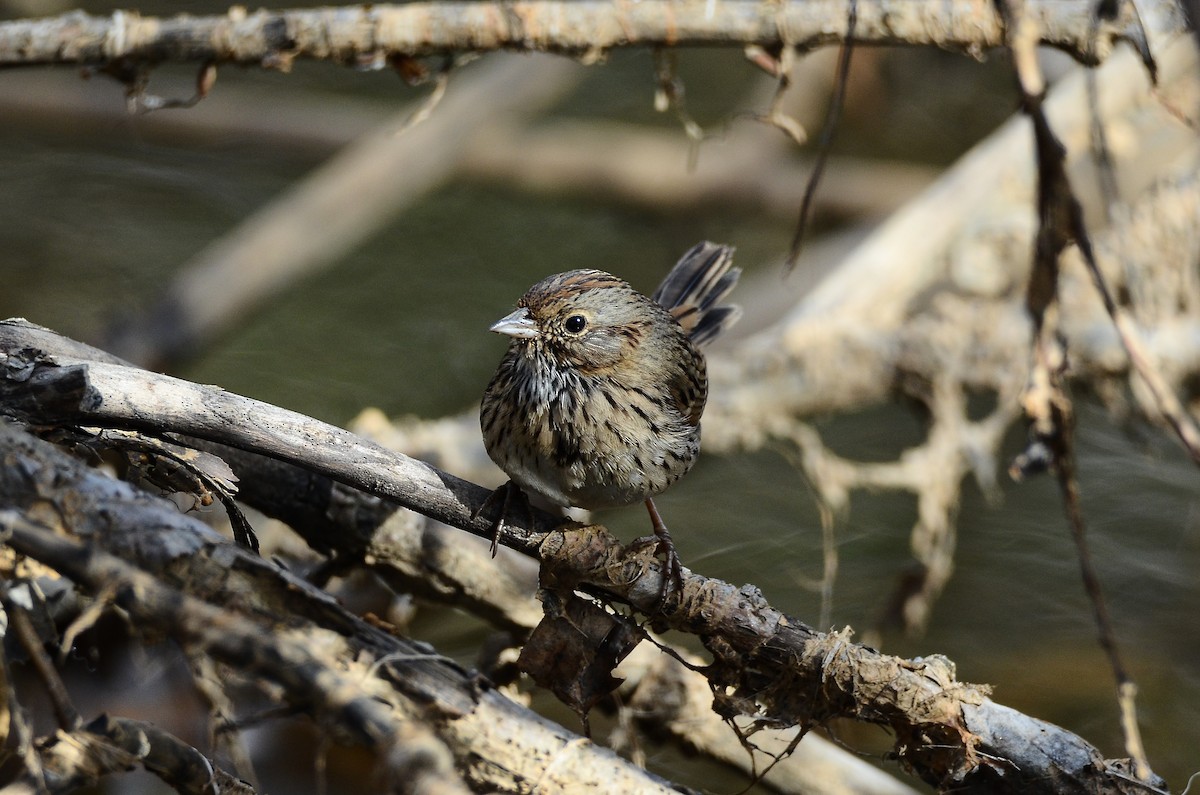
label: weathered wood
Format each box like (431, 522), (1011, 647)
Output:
(0, 320), (1166, 793)
(0, 320), (562, 557)
(0, 423), (682, 794)
(0, 2), (1165, 69)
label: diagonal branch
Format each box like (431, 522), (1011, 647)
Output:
(0, 319), (561, 558)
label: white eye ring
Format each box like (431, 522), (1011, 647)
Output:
(564, 314), (588, 334)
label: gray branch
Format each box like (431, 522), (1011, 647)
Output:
(0, 319), (561, 556)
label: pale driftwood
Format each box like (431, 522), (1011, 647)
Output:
(0, 2), (1164, 69)
(460, 119), (937, 222)
(100, 53), (580, 367)
(0, 425), (681, 795)
(708, 36), (1197, 433)
(709, 23), (1199, 442)
(0, 320), (1163, 793)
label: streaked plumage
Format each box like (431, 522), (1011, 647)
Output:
(481, 242), (739, 514)
(480, 243), (739, 593)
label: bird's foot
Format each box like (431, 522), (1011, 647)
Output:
(473, 480), (530, 557)
(632, 498), (685, 609)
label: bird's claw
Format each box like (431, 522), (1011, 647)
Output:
(473, 480), (529, 558)
(628, 536), (683, 607)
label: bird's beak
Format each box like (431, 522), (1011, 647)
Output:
(490, 308), (539, 339)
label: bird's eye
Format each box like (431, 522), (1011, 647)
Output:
(564, 314), (588, 334)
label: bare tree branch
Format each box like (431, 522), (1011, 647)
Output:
(0, 320), (1166, 794)
(617, 642), (922, 795)
(0, 424), (682, 794)
(0, 319), (557, 555)
(0, 1), (1168, 70)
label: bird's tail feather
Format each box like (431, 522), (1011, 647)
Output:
(652, 241), (741, 347)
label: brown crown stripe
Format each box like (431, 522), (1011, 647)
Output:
(522, 270), (630, 306)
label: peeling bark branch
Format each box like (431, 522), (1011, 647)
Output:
(617, 642), (921, 795)
(535, 526), (1161, 794)
(0, 320), (1165, 794)
(0, 1), (1169, 70)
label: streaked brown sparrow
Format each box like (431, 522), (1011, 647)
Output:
(481, 242), (740, 592)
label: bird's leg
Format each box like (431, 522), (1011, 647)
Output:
(473, 480), (529, 557)
(642, 497), (684, 604)
(491, 482), (514, 557)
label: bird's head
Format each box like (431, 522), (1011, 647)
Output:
(490, 269), (667, 373)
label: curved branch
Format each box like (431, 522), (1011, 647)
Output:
(0, 1), (1169, 70)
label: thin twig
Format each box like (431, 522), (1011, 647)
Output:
(1047, 380), (1141, 751)
(1032, 340), (1154, 782)
(745, 45), (808, 146)
(390, 55), (456, 137)
(0, 582), (51, 795)
(1000, 0), (1155, 778)
(653, 47), (706, 168)
(1085, 5), (1119, 222)
(0, 580), (82, 731)
(785, 0), (857, 272)
(817, 500), (838, 631)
